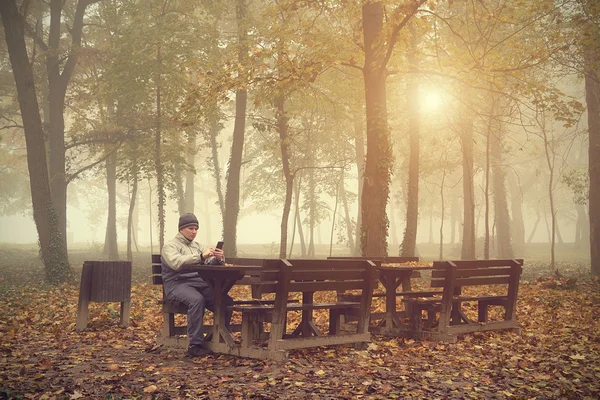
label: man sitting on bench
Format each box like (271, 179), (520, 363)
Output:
(161, 213), (233, 357)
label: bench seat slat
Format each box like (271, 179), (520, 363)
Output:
(430, 276), (512, 287)
(230, 301), (361, 313)
(407, 294), (508, 305)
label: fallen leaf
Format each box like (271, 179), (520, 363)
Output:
(143, 385), (158, 393)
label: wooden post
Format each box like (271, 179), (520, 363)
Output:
(76, 261), (132, 331)
(76, 262), (94, 331)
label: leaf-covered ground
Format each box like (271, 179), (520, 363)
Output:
(0, 251), (599, 399)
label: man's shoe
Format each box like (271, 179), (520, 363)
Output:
(186, 344), (211, 358)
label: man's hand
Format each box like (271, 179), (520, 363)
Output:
(203, 247), (224, 261)
(213, 247), (224, 261)
(202, 247), (215, 260)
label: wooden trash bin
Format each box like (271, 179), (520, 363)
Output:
(76, 261), (132, 331)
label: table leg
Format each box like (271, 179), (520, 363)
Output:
(291, 292), (321, 337)
(210, 279), (236, 347)
(377, 271), (412, 329)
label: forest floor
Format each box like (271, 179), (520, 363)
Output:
(0, 248), (599, 399)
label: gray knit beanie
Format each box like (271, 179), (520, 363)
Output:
(178, 213), (199, 230)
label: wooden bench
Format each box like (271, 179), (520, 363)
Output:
(329, 257), (425, 326)
(229, 259), (377, 360)
(151, 254), (189, 347)
(151, 255), (284, 347)
(327, 256), (421, 297)
(405, 259), (523, 343)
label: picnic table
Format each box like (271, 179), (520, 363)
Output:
(185, 264), (263, 352)
(151, 255), (261, 348)
(371, 264), (433, 335)
(152, 256), (376, 360)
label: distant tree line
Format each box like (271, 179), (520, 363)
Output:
(1, 0), (598, 283)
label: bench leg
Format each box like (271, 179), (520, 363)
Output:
(76, 298), (90, 332)
(478, 298), (508, 323)
(478, 302), (489, 322)
(120, 301), (131, 327)
(241, 312), (262, 346)
(163, 312), (176, 338)
(411, 304), (423, 332)
(330, 309), (342, 335)
(76, 264), (93, 332)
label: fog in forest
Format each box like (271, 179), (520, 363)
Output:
(1, 0), (596, 269)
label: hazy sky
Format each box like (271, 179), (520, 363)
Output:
(0, 207), (572, 248)
(0, 207), (283, 246)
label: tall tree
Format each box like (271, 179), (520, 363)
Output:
(360, 1), (425, 257)
(45, 0), (100, 245)
(223, 0), (249, 257)
(274, 95), (294, 258)
(459, 104), (477, 260)
(490, 102), (513, 259)
(400, 23), (420, 258)
(1, 0), (70, 283)
(104, 145), (119, 260)
(579, 0), (600, 276)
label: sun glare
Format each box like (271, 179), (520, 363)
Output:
(419, 88), (444, 113)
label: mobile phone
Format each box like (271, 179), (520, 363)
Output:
(216, 241), (224, 250)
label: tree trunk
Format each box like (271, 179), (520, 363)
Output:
(508, 173), (525, 257)
(308, 158), (316, 257)
(275, 96), (293, 258)
(490, 113), (513, 259)
(155, 45), (166, 250)
(175, 160), (185, 215)
(460, 112), (476, 260)
(46, 0), (95, 248)
(294, 176), (307, 257)
(289, 176), (307, 257)
(1, 0), (71, 283)
(329, 177), (341, 257)
(104, 150), (119, 260)
(361, 2), (391, 257)
(132, 182), (140, 253)
(450, 194), (460, 244)
(583, 17), (600, 276)
(148, 180), (154, 254)
(208, 103), (225, 220)
(540, 112), (557, 270)
(288, 176), (300, 257)
(127, 169), (138, 262)
(353, 112), (365, 256)
(400, 24), (420, 258)
(296, 205), (307, 257)
(484, 100), (491, 260)
(223, 0), (248, 258)
(439, 168), (447, 260)
(575, 204), (590, 249)
(428, 208), (434, 244)
(185, 134), (196, 213)
(340, 174), (355, 255)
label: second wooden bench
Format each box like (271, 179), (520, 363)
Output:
(229, 258), (378, 360)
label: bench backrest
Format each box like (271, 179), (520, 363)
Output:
(226, 257), (267, 266)
(430, 259), (523, 292)
(152, 255), (378, 298)
(327, 256), (419, 263)
(151, 254), (163, 285)
(253, 259), (377, 296)
(151, 255), (266, 286)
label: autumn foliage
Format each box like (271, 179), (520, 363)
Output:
(0, 254), (599, 399)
